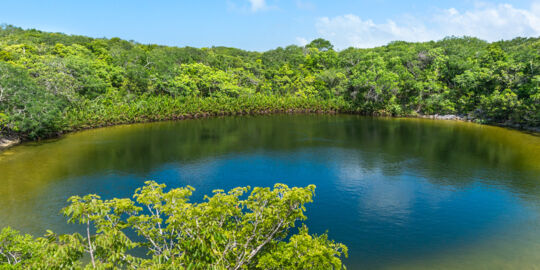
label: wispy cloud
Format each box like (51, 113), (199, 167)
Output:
(296, 36), (309, 46)
(227, 0), (271, 13)
(248, 0), (267, 12)
(315, 2), (540, 49)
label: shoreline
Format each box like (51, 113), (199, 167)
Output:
(1, 111), (538, 152)
(413, 114), (540, 134)
(0, 136), (20, 151)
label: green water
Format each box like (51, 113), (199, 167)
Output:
(1, 115), (539, 269)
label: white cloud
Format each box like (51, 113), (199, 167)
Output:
(315, 2), (540, 49)
(316, 14), (431, 49)
(433, 3), (540, 40)
(227, 0), (273, 13)
(248, 0), (267, 12)
(296, 36), (309, 46)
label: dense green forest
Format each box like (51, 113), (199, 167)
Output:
(0, 24), (539, 140)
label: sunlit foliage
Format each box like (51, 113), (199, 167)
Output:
(0, 181), (347, 269)
(0, 25), (539, 140)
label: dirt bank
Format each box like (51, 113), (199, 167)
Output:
(0, 136), (20, 151)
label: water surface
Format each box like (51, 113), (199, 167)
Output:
(1, 115), (539, 269)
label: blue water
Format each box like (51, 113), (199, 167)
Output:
(1, 115), (540, 268)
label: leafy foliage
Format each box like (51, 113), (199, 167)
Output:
(0, 181), (347, 269)
(0, 62), (65, 138)
(0, 25), (539, 140)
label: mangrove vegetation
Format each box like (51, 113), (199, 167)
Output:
(0, 25), (539, 141)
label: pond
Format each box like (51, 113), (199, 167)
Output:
(1, 115), (539, 269)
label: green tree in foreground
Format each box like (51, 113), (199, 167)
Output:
(0, 181), (347, 269)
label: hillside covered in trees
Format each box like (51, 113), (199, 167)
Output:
(0, 25), (539, 140)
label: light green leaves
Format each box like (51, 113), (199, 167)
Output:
(1, 181), (347, 269)
(0, 227), (84, 269)
(165, 63), (254, 98)
(257, 225), (348, 270)
(0, 113), (7, 130)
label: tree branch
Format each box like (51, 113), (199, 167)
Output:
(86, 220), (96, 268)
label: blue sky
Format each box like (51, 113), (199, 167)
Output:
(1, 0), (539, 51)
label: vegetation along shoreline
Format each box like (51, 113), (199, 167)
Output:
(1, 25), (539, 150)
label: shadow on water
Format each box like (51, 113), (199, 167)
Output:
(0, 115), (539, 269)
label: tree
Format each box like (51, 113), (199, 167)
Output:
(0, 62), (65, 139)
(1, 181), (348, 269)
(348, 53), (400, 113)
(306, 39), (334, 52)
(1, 25), (540, 138)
